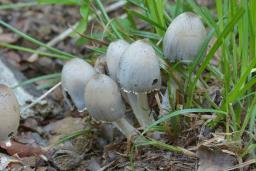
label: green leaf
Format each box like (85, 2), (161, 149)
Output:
(0, 2), (37, 10)
(37, 0), (80, 5)
(80, 1), (90, 19)
(12, 73), (61, 89)
(128, 10), (166, 31)
(94, 0), (123, 39)
(70, 19), (88, 37)
(129, 30), (161, 40)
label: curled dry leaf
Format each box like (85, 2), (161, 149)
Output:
(197, 145), (237, 171)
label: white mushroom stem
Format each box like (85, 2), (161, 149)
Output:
(114, 118), (146, 144)
(113, 118), (137, 138)
(137, 93), (150, 113)
(127, 93), (154, 128)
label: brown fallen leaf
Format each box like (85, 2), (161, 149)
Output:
(197, 145), (237, 171)
(0, 140), (46, 157)
(44, 117), (85, 145)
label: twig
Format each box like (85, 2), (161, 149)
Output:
(27, 0), (127, 62)
(21, 82), (61, 112)
(224, 159), (256, 171)
(97, 161), (116, 171)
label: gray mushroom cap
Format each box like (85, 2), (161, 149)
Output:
(163, 12), (207, 63)
(106, 39), (129, 81)
(84, 74), (125, 122)
(0, 84), (20, 142)
(117, 40), (161, 93)
(61, 58), (96, 112)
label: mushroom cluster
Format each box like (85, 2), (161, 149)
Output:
(61, 39), (161, 140)
(60, 12), (206, 141)
(0, 84), (20, 145)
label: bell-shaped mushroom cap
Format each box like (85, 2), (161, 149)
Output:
(163, 12), (207, 62)
(117, 40), (161, 93)
(0, 84), (20, 142)
(61, 58), (96, 112)
(106, 39), (129, 81)
(84, 74), (125, 122)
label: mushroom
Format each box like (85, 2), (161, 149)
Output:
(163, 12), (207, 63)
(84, 74), (137, 137)
(61, 58), (96, 112)
(106, 40), (130, 104)
(94, 54), (108, 74)
(106, 39), (129, 81)
(117, 40), (161, 128)
(0, 84), (20, 144)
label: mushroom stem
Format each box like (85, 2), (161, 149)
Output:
(113, 118), (137, 137)
(137, 93), (150, 113)
(114, 118), (146, 144)
(127, 93), (153, 128)
(137, 93), (155, 124)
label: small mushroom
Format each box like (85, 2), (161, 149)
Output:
(106, 39), (129, 81)
(94, 54), (108, 74)
(0, 84), (20, 143)
(163, 12), (207, 63)
(61, 58), (96, 112)
(117, 40), (161, 128)
(84, 74), (137, 137)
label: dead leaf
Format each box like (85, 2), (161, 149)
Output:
(0, 140), (46, 157)
(44, 117), (85, 145)
(197, 145), (237, 171)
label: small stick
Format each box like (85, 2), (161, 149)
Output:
(21, 82), (61, 112)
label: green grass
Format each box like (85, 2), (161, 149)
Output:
(0, 2), (37, 10)
(1, 0), (256, 166)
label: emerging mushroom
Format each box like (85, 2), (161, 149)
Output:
(117, 40), (161, 128)
(106, 39), (129, 81)
(163, 12), (207, 63)
(94, 54), (108, 74)
(0, 84), (20, 144)
(84, 74), (137, 137)
(61, 58), (96, 112)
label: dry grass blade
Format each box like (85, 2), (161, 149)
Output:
(224, 159), (256, 171)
